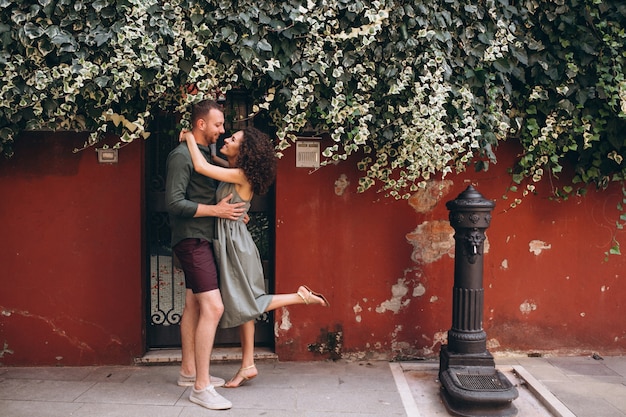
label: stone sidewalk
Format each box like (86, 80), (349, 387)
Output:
(1, 351), (625, 416)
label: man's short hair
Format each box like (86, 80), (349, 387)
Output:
(191, 100), (223, 126)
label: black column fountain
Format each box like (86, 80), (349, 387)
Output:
(439, 186), (518, 417)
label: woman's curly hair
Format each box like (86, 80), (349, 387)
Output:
(237, 127), (277, 196)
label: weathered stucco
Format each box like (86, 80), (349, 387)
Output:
(0, 133), (144, 365)
(1, 135), (625, 366)
(529, 240), (552, 255)
(408, 180), (454, 213)
(274, 139), (626, 361)
(406, 220), (455, 264)
(375, 279), (410, 314)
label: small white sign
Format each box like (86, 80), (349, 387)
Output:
(96, 148), (118, 164)
(295, 140), (320, 168)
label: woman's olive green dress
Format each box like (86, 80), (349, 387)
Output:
(214, 182), (273, 328)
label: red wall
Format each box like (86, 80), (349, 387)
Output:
(274, 139), (626, 360)
(0, 132), (144, 365)
(1, 132), (624, 366)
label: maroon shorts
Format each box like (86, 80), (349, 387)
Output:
(173, 238), (218, 294)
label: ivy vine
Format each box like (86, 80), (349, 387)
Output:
(1, 0), (625, 251)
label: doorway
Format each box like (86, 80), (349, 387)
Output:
(145, 93), (275, 348)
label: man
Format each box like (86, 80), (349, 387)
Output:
(165, 99), (244, 410)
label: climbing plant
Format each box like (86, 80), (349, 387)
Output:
(504, 0), (626, 256)
(1, 1), (625, 213)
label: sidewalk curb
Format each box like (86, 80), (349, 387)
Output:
(134, 347), (278, 365)
(512, 365), (576, 417)
(389, 363), (422, 417)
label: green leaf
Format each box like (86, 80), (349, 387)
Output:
(23, 23), (45, 39)
(239, 47), (254, 64)
(510, 45), (528, 65)
(257, 39), (272, 52)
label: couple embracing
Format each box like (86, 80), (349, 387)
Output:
(165, 99), (329, 410)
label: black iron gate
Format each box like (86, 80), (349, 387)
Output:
(145, 96), (274, 348)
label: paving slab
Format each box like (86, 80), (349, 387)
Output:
(68, 403), (183, 417)
(0, 379), (95, 402)
(502, 355), (626, 417)
(0, 400), (84, 417)
(1, 367), (96, 381)
(398, 361), (556, 417)
(1, 355), (626, 416)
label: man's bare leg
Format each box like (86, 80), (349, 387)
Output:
(193, 289), (224, 390)
(180, 289), (198, 378)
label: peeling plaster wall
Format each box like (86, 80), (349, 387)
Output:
(275, 139), (626, 361)
(274, 144), (419, 360)
(2, 133), (625, 366)
(0, 133), (144, 366)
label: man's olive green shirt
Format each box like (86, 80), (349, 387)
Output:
(165, 143), (217, 247)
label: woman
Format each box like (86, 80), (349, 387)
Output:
(180, 126), (329, 388)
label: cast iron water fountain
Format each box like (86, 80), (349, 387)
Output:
(439, 186), (518, 416)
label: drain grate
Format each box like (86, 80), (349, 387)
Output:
(455, 373), (506, 391)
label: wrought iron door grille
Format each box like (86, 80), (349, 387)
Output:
(150, 253), (184, 326)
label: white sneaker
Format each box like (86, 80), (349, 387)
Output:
(177, 373), (225, 388)
(189, 385), (232, 410)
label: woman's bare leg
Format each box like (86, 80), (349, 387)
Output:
(239, 320), (256, 369)
(265, 286), (327, 311)
(224, 320), (258, 388)
(224, 286), (327, 388)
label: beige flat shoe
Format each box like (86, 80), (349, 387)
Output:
(224, 364), (257, 388)
(298, 285), (330, 307)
